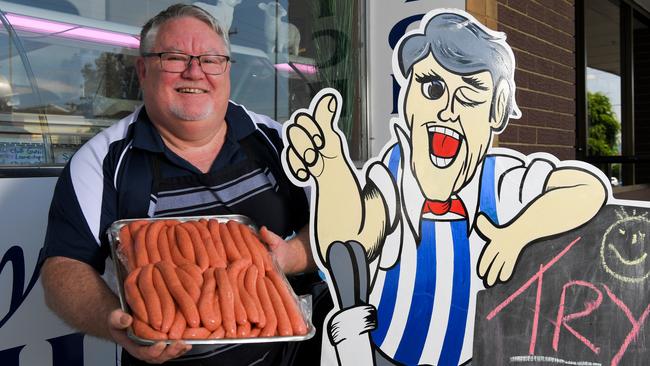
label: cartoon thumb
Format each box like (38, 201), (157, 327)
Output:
(476, 214), (497, 238)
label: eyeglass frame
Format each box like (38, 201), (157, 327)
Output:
(142, 52), (231, 75)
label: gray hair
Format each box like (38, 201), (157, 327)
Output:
(398, 12), (520, 127)
(139, 3), (230, 55)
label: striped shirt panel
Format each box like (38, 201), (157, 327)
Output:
(149, 167), (279, 217)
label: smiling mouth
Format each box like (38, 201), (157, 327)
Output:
(428, 125), (463, 168)
(608, 243), (647, 266)
(176, 87), (208, 94)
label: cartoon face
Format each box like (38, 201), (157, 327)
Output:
(404, 53), (502, 201)
(600, 214), (650, 283)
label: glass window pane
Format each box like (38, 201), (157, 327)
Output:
(585, 0), (622, 183)
(0, 0), (365, 168)
(634, 13), (650, 183)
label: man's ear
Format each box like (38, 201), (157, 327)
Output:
(490, 79), (510, 131)
(136, 57), (146, 83)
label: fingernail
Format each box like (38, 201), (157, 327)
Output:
(120, 314), (129, 325)
(328, 96), (336, 112)
(304, 149), (316, 164)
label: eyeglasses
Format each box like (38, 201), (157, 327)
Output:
(142, 52), (230, 75)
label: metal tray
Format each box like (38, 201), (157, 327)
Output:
(107, 215), (316, 349)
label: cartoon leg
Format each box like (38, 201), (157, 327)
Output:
(326, 241), (402, 366)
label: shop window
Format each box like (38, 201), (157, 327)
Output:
(0, 0), (365, 170)
(581, 0), (650, 187)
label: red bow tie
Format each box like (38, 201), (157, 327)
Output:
(422, 199), (467, 217)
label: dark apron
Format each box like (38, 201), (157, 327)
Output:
(121, 133), (327, 366)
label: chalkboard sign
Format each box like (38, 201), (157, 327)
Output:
(474, 204), (650, 365)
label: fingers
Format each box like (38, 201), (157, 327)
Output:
(109, 308), (132, 331)
(259, 226), (283, 251)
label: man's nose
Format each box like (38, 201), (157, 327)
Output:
(182, 57), (204, 79)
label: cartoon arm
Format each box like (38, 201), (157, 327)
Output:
(283, 90), (389, 264)
(477, 166), (607, 286)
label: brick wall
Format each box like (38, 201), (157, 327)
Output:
(469, 0), (577, 160)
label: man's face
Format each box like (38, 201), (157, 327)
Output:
(405, 53), (497, 201)
(137, 16), (230, 132)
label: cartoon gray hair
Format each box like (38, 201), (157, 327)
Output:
(398, 12), (521, 129)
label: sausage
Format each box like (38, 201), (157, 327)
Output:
(168, 225), (190, 266)
(176, 267), (201, 303)
(209, 326), (225, 339)
(208, 219), (227, 262)
(245, 266), (266, 328)
(128, 220), (149, 236)
(227, 221), (252, 261)
(134, 221), (150, 267)
(237, 322), (251, 338)
(124, 267), (148, 323)
(174, 225), (196, 264)
(179, 263), (204, 288)
(145, 220), (166, 264)
(238, 268), (260, 324)
(251, 227), (275, 273)
(180, 222), (209, 271)
(137, 264), (163, 331)
(215, 268), (236, 338)
(219, 222), (241, 262)
(256, 275), (277, 337)
(264, 277), (292, 336)
(157, 226), (173, 263)
(152, 266), (175, 333)
(155, 261), (200, 328)
(118, 225), (137, 272)
(267, 271), (308, 335)
(168, 310), (187, 340)
(192, 220), (225, 268)
(250, 327), (261, 338)
(240, 225), (267, 276)
(182, 327), (211, 339)
(132, 318), (168, 340)
(212, 290), (222, 332)
(198, 268), (220, 331)
(228, 258), (251, 325)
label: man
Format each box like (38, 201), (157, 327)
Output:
(39, 4), (320, 365)
(283, 10), (608, 365)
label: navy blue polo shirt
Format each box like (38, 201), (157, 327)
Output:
(40, 102), (308, 274)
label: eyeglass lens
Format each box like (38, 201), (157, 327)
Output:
(160, 53), (228, 74)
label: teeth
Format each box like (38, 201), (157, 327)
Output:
(177, 88), (206, 94)
(428, 126), (460, 140)
(431, 155), (452, 168)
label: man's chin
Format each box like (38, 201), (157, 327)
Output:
(170, 106), (213, 122)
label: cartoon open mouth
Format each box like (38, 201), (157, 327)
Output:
(428, 125), (463, 168)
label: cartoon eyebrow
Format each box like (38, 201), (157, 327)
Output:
(462, 76), (489, 91)
(415, 72), (443, 84)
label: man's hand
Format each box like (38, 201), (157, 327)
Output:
(476, 214), (526, 287)
(259, 226), (315, 274)
(284, 91), (347, 183)
(108, 309), (190, 364)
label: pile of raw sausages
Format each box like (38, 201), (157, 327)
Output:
(117, 218), (308, 341)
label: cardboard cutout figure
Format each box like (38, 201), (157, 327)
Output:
(280, 9), (630, 366)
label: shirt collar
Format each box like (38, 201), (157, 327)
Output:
(130, 101), (257, 153)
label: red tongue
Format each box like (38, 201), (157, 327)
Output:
(431, 132), (460, 158)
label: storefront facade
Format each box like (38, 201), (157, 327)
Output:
(0, 0), (648, 364)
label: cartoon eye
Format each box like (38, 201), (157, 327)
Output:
(421, 79), (446, 100)
(456, 88), (485, 108)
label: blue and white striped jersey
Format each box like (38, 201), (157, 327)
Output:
(367, 143), (554, 366)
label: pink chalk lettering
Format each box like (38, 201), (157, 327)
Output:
(552, 280), (602, 355)
(486, 237), (582, 320)
(529, 264), (544, 355)
(603, 285), (650, 366)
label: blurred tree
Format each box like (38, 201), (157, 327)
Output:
(587, 91), (620, 156)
